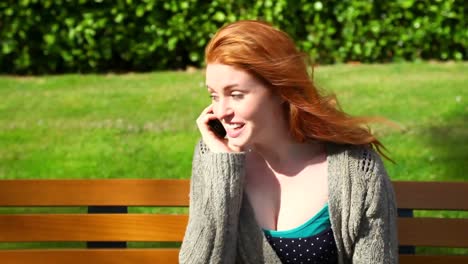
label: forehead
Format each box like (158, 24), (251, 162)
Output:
(206, 64), (256, 89)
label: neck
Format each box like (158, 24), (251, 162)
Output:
(249, 135), (324, 174)
(245, 109), (325, 174)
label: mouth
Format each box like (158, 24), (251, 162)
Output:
(224, 122), (245, 138)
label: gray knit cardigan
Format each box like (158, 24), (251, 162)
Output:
(179, 140), (398, 263)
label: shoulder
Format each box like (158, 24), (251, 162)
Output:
(327, 143), (396, 219)
(338, 144), (395, 208)
(327, 143), (394, 208)
(328, 142), (388, 182)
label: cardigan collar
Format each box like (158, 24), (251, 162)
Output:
(236, 143), (347, 263)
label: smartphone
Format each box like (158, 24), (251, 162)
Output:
(208, 119), (227, 138)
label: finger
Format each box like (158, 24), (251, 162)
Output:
(197, 112), (218, 127)
(201, 104), (214, 115)
(197, 105), (218, 125)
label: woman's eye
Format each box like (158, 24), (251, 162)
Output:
(231, 93), (244, 99)
(210, 94), (219, 101)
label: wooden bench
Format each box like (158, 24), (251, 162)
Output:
(0, 179), (467, 263)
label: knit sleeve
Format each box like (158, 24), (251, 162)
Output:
(352, 148), (399, 264)
(179, 140), (246, 264)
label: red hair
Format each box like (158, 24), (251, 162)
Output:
(205, 20), (390, 158)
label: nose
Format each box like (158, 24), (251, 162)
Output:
(214, 98), (233, 121)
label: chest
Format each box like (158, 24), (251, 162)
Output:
(244, 157), (329, 231)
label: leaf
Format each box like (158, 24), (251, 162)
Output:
(44, 34), (56, 45)
(167, 37), (178, 51)
(213, 11), (226, 22)
(115, 13), (124, 23)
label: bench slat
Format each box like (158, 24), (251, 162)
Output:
(394, 181), (468, 210)
(399, 255), (468, 264)
(2, 214), (467, 248)
(1, 180), (466, 210)
(0, 214), (188, 242)
(398, 217), (468, 247)
(0, 179), (190, 206)
(0, 249), (179, 264)
(0, 249), (466, 264)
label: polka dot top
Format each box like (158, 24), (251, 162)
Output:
(263, 204), (338, 263)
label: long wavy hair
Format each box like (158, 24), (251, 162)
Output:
(205, 20), (390, 159)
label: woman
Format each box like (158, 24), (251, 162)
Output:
(179, 20), (398, 264)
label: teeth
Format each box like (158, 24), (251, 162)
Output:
(226, 123), (243, 129)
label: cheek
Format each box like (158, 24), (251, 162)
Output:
(212, 103), (221, 117)
(236, 95), (282, 123)
(250, 104), (285, 130)
(236, 102), (260, 121)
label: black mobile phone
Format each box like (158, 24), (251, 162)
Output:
(208, 119), (226, 138)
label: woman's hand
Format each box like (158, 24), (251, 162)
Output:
(196, 105), (241, 153)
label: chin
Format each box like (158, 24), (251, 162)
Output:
(227, 131), (253, 150)
(227, 138), (247, 150)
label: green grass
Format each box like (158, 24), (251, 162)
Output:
(1, 63), (466, 181)
(0, 72), (206, 179)
(312, 62), (467, 182)
(1, 62), (467, 253)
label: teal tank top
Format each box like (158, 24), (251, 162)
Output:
(262, 203), (338, 263)
(262, 203), (331, 238)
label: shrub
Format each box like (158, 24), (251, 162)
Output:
(0, 0), (466, 74)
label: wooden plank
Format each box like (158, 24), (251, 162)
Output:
(2, 180), (466, 209)
(400, 255), (468, 264)
(0, 249), (179, 264)
(398, 217), (468, 247)
(1, 250), (468, 264)
(394, 181), (468, 210)
(0, 214), (188, 242)
(2, 251), (468, 264)
(0, 179), (190, 206)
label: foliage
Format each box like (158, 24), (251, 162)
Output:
(0, 0), (466, 74)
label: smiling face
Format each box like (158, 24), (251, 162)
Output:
(206, 63), (286, 150)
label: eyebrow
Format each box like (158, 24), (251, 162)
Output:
(206, 83), (239, 92)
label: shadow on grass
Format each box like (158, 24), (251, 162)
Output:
(415, 112), (468, 255)
(425, 112), (467, 181)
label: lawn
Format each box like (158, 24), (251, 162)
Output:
(0, 62), (467, 253)
(1, 62), (466, 181)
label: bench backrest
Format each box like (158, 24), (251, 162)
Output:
(0, 179), (467, 264)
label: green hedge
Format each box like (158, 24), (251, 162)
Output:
(0, 0), (466, 74)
